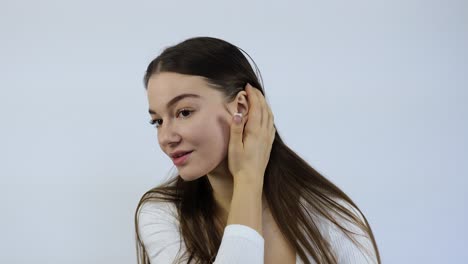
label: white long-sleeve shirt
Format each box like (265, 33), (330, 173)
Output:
(137, 199), (378, 264)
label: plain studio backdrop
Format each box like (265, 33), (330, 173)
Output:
(1, 0), (466, 263)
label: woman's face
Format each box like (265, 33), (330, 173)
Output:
(146, 72), (245, 181)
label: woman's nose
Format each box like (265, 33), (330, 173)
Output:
(158, 123), (181, 146)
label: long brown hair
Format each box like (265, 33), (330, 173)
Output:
(135, 36), (381, 264)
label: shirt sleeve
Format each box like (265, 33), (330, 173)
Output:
(138, 201), (264, 264)
(325, 200), (379, 264)
(137, 201), (185, 263)
(213, 224), (264, 263)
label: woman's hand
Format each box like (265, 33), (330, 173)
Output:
(228, 83), (276, 188)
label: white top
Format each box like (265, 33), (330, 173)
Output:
(137, 199), (378, 264)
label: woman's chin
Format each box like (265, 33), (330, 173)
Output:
(179, 172), (204, 182)
(177, 155), (227, 181)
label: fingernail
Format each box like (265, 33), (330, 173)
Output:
(233, 112), (242, 124)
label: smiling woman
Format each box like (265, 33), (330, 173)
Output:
(134, 36), (381, 264)
(145, 71), (242, 182)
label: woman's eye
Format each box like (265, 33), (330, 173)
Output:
(149, 109), (193, 129)
(177, 109), (193, 118)
(149, 119), (162, 128)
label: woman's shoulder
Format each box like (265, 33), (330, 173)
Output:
(299, 196), (366, 229)
(137, 199), (180, 232)
(299, 196), (378, 263)
(137, 200), (189, 263)
(322, 199), (379, 263)
(139, 199), (176, 211)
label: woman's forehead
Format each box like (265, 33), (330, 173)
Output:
(147, 73), (224, 113)
(147, 72), (207, 94)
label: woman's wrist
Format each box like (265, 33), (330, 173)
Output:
(233, 172), (264, 192)
(227, 181), (264, 236)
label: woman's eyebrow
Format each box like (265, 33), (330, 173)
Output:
(148, 93), (202, 115)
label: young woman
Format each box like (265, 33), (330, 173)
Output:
(135, 36), (381, 264)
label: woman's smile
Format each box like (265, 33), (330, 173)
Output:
(172, 151), (194, 166)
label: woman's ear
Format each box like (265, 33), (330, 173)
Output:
(233, 90), (249, 117)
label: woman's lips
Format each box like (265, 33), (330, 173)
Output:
(172, 151), (193, 166)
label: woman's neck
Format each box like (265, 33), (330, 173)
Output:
(206, 162), (269, 225)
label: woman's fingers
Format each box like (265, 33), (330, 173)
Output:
(245, 84), (260, 134)
(267, 99), (274, 132)
(258, 88), (268, 128)
(244, 84), (275, 151)
(254, 87), (275, 142)
(262, 94), (275, 144)
(228, 82), (276, 182)
(247, 83), (270, 131)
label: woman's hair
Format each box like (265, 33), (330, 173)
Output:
(135, 36), (381, 264)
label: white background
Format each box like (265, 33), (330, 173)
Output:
(1, 0), (467, 263)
